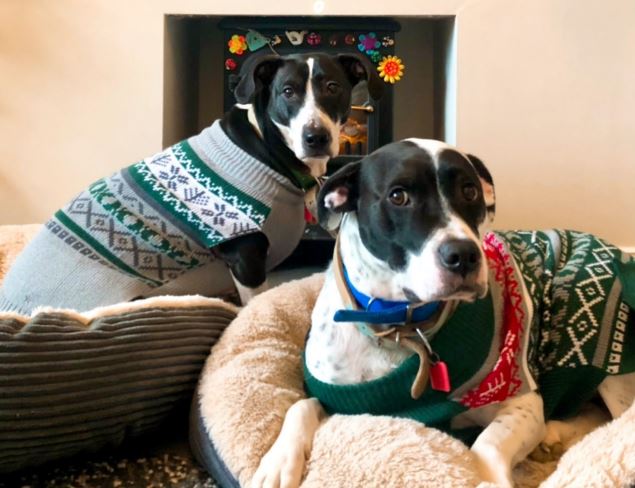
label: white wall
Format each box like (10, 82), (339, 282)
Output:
(1, 0), (633, 248)
(455, 1), (635, 250)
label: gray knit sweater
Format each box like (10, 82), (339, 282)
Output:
(0, 121), (306, 313)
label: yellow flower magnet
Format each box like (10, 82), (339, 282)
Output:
(377, 55), (405, 84)
(228, 34), (248, 55)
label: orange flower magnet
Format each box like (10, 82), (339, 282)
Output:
(228, 34), (248, 55)
(377, 55), (405, 84)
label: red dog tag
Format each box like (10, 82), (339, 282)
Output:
(430, 361), (451, 392)
(304, 206), (317, 224)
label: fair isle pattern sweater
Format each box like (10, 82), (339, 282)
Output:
(305, 230), (635, 434)
(0, 121), (306, 314)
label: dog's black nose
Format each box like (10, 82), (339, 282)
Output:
(438, 239), (481, 277)
(303, 126), (331, 150)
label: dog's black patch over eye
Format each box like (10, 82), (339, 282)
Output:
(355, 141), (442, 271)
(462, 183), (479, 202)
(326, 81), (341, 94)
(437, 148), (487, 236)
(388, 187), (409, 206)
(282, 86), (295, 98)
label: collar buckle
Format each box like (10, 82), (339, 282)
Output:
(405, 302), (415, 324)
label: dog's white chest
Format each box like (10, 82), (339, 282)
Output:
(306, 269), (412, 384)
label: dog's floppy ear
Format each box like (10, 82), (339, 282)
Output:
(466, 153), (496, 223)
(336, 54), (384, 101)
(317, 160), (362, 231)
(233, 54), (283, 104)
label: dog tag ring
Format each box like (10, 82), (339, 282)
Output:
(418, 339), (451, 393)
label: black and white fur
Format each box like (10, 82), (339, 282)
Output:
(217, 53), (381, 303)
(253, 139), (635, 487)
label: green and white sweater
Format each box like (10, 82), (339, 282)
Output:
(0, 121), (306, 314)
(305, 230), (635, 435)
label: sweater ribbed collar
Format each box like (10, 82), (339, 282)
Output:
(304, 292), (495, 424)
(206, 120), (316, 192)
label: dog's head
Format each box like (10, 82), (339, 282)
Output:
(233, 53), (383, 175)
(318, 139), (496, 303)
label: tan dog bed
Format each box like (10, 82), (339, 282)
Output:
(192, 273), (635, 488)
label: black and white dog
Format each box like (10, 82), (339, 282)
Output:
(253, 139), (635, 487)
(0, 53), (382, 313)
(217, 52), (382, 302)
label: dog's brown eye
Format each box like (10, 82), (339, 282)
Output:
(282, 86), (295, 98)
(462, 183), (479, 202)
(388, 188), (409, 206)
(326, 81), (340, 94)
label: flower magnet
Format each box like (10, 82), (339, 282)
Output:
(367, 50), (382, 63)
(377, 55), (405, 84)
(357, 32), (381, 54)
(228, 35), (248, 55)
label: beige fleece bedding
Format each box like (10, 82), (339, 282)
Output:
(198, 273), (635, 488)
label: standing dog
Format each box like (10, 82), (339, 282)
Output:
(253, 139), (635, 487)
(0, 53), (382, 313)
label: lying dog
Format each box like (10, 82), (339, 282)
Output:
(0, 53), (382, 313)
(253, 139), (635, 487)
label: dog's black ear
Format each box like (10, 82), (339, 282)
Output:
(466, 153), (496, 223)
(317, 160), (362, 231)
(233, 54), (283, 104)
(336, 54), (384, 101)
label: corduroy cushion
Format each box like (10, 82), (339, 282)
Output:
(0, 225), (239, 474)
(191, 273), (635, 488)
(0, 297), (237, 474)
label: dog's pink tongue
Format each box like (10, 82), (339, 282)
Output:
(430, 361), (451, 392)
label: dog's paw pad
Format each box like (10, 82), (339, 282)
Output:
(528, 441), (564, 462)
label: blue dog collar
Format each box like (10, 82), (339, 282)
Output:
(333, 264), (441, 325)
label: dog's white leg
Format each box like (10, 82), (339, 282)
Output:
(232, 273), (269, 305)
(471, 392), (546, 488)
(252, 398), (324, 488)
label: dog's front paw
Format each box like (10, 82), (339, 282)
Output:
(528, 420), (564, 463)
(528, 440), (564, 463)
(251, 440), (306, 488)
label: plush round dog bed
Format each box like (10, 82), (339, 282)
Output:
(191, 273), (635, 488)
